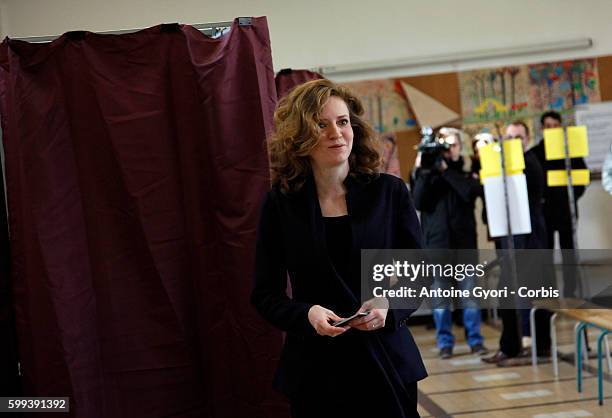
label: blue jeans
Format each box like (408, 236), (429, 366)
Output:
(433, 307), (484, 349)
(432, 274), (484, 349)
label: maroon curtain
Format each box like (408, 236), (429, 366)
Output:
(274, 68), (323, 99)
(1, 141), (20, 397)
(0, 18), (288, 418)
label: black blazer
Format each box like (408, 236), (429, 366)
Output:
(251, 173), (427, 399)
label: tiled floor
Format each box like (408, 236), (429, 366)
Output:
(412, 317), (612, 417)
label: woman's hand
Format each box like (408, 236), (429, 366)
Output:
(349, 298), (389, 332)
(307, 305), (349, 337)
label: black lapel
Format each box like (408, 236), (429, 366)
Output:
(344, 174), (366, 254)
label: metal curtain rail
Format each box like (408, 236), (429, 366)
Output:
(10, 21), (235, 43)
(314, 38), (593, 76)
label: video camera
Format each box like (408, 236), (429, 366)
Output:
(417, 126), (450, 170)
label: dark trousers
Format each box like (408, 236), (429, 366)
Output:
(499, 309), (522, 357)
(497, 240), (554, 357)
(546, 225), (579, 297)
(290, 381), (419, 418)
(499, 308), (552, 357)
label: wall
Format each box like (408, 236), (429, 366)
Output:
(2, 0), (612, 81)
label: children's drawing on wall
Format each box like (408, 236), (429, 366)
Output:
(341, 79), (417, 133)
(528, 58), (600, 112)
(459, 66), (531, 124)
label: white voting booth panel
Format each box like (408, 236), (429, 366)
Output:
(483, 173), (532, 238)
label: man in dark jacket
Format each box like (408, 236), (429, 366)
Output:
(412, 128), (487, 359)
(506, 121), (548, 250)
(483, 121), (553, 367)
(532, 111), (587, 297)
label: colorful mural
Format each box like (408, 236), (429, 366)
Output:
(341, 79), (417, 133)
(528, 59), (600, 112)
(460, 58), (601, 141)
(459, 66), (531, 124)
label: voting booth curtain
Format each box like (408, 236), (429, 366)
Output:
(0, 145), (20, 397)
(274, 68), (323, 99)
(0, 18), (288, 418)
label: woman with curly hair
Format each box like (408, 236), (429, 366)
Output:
(251, 79), (427, 417)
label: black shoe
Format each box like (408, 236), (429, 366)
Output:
(482, 350), (508, 364)
(439, 347), (453, 359)
(470, 343), (489, 355)
(497, 356), (532, 367)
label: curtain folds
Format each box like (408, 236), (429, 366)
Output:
(0, 17), (287, 418)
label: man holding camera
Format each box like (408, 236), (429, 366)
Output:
(412, 127), (487, 359)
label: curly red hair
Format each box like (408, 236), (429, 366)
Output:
(269, 79), (381, 193)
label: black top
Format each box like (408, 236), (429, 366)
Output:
(323, 215), (352, 290)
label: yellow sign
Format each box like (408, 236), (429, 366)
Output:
(547, 169), (590, 186)
(479, 144), (500, 179)
(543, 126), (589, 160)
(479, 139), (524, 180)
(567, 126), (589, 157)
(543, 128), (565, 160)
(504, 139), (525, 172)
